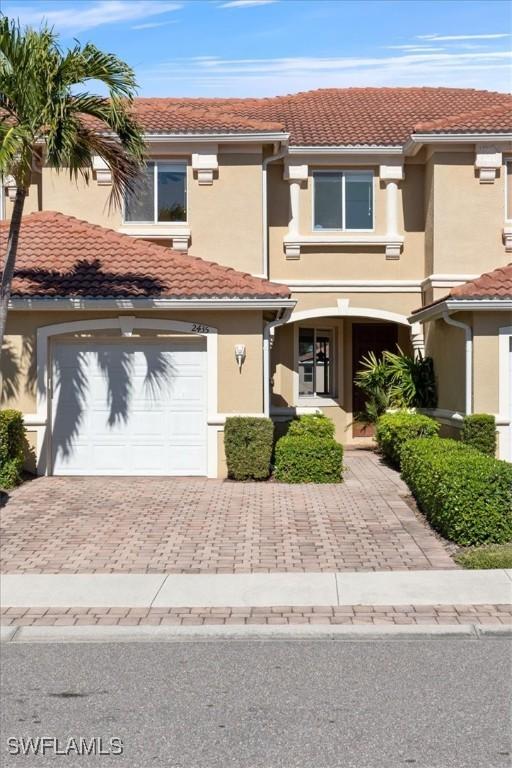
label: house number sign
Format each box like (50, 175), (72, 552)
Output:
(191, 323), (210, 334)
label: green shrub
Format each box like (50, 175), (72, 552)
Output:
(455, 544), (512, 569)
(375, 411), (440, 468)
(400, 437), (512, 546)
(224, 416), (274, 480)
(287, 413), (335, 440)
(0, 409), (25, 489)
(274, 435), (343, 483)
(461, 413), (497, 456)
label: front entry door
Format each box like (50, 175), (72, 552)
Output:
(352, 323), (398, 437)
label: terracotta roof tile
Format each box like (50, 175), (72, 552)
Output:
(449, 263), (512, 299)
(1, 212), (290, 301)
(412, 263), (512, 313)
(125, 88), (511, 145)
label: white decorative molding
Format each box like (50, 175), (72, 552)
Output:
(379, 163), (404, 182)
(273, 279), (422, 294)
(283, 163), (309, 182)
(171, 234), (190, 252)
(119, 315), (135, 337)
(421, 273), (479, 291)
(92, 155), (112, 186)
(192, 150), (218, 185)
(286, 300), (410, 327)
(283, 233), (404, 259)
(117, 223), (191, 251)
(9, 296), (295, 311)
(503, 225), (512, 252)
(475, 143), (502, 183)
(4, 175), (18, 200)
(498, 325), (512, 461)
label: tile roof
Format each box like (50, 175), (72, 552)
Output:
(449, 263), (512, 300)
(125, 88), (512, 146)
(1, 212), (290, 301)
(412, 263), (512, 314)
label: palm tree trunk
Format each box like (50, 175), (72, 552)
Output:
(0, 188), (26, 350)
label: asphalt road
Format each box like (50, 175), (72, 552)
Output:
(1, 637), (511, 768)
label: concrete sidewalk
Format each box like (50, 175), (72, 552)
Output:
(2, 570), (511, 608)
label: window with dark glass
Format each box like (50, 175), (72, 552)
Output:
(125, 162), (187, 223)
(313, 171), (373, 230)
(298, 327), (334, 397)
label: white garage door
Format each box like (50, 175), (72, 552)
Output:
(51, 340), (207, 476)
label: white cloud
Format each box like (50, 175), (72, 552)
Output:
(138, 48), (512, 96)
(132, 20), (177, 30)
(219, 0), (277, 8)
(418, 33), (511, 41)
(4, 0), (182, 33)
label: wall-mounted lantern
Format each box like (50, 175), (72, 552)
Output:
(234, 344), (246, 372)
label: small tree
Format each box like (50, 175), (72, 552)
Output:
(0, 17), (146, 347)
(354, 347), (437, 425)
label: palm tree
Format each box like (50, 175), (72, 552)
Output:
(0, 17), (146, 346)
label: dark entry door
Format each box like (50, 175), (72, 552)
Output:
(352, 323), (398, 437)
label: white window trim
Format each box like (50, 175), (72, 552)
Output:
(312, 169), (375, 233)
(293, 321), (342, 407)
(123, 160), (188, 225)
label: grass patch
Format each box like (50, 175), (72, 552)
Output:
(455, 544), (512, 569)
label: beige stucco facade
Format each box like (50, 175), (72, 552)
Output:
(2, 135), (512, 472)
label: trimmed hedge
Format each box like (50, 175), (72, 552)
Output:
(375, 411), (440, 468)
(0, 409), (25, 489)
(461, 413), (497, 456)
(287, 413), (335, 440)
(224, 416), (274, 480)
(274, 435), (343, 483)
(400, 437), (512, 545)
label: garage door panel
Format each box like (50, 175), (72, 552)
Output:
(52, 341), (207, 476)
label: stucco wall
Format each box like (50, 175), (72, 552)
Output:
(423, 316), (467, 414)
(429, 151), (508, 275)
(1, 309), (267, 476)
(271, 314), (412, 444)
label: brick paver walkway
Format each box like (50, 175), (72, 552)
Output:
(0, 451), (456, 573)
(2, 605), (509, 627)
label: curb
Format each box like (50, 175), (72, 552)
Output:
(2, 623), (508, 644)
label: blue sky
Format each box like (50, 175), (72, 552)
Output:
(3, 0), (512, 96)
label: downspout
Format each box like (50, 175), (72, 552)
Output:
(442, 311), (473, 415)
(263, 307), (293, 417)
(261, 146), (287, 279)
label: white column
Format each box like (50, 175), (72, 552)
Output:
(380, 163), (404, 259)
(410, 322), (425, 359)
(289, 180), (301, 236)
(283, 163), (308, 259)
(385, 180), (399, 237)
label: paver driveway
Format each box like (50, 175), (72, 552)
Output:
(0, 451), (456, 573)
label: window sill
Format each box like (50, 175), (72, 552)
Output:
(296, 397), (339, 408)
(283, 234), (403, 259)
(118, 223), (191, 251)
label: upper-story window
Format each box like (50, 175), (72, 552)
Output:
(124, 161), (187, 223)
(313, 170), (373, 231)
